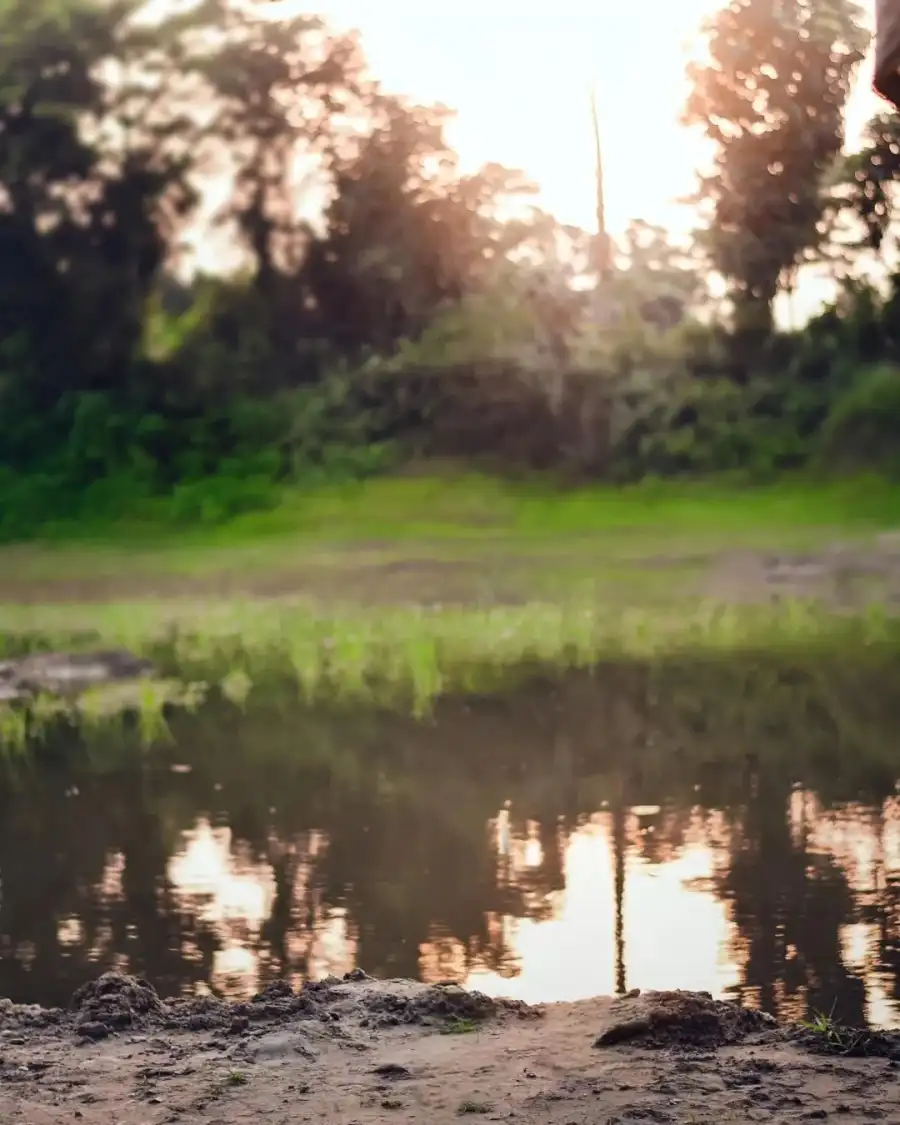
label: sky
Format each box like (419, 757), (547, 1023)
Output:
(195, 0), (885, 316)
(312, 0), (881, 239)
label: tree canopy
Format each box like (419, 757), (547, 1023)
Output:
(684, 0), (869, 334)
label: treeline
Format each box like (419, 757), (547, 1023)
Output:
(1, 0), (899, 537)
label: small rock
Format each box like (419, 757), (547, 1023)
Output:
(344, 968), (371, 983)
(372, 1063), (412, 1080)
(596, 1019), (652, 1047)
(75, 1022), (110, 1041)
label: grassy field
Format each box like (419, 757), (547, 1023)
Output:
(1, 472), (900, 734)
(3, 472), (900, 600)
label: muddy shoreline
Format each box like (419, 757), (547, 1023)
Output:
(3, 974), (900, 1124)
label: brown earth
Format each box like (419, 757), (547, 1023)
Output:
(2, 974), (900, 1125)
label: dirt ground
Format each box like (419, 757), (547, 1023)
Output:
(4, 532), (900, 612)
(2, 975), (900, 1125)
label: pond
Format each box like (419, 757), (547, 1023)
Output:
(2, 653), (900, 1029)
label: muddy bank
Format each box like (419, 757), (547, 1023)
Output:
(2, 975), (900, 1124)
(0, 649), (154, 702)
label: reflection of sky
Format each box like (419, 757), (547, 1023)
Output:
(463, 813), (738, 1004)
(164, 820), (355, 997)
(151, 796), (900, 1026)
(801, 794), (900, 1030)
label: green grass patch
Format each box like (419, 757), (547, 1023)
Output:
(4, 472), (900, 583)
(0, 472), (897, 614)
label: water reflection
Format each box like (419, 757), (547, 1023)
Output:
(167, 821), (354, 992)
(462, 809), (739, 1003)
(2, 656), (900, 1027)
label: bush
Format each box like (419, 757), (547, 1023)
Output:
(818, 364), (900, 474)
(168, 472), (279, 526)
(0, 377), (397, 539)
(4, 277), (900, 543)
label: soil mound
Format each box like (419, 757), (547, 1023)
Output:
(357, 981), (538, 1028)
(52, 971), (541, 1040)
(71, 973), (165, 1037)
(594, 989), (776, 1050)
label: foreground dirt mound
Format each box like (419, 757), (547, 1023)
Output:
(3, 978), (900, 1125)
(594, 989), (776, 1049)
(0, 972), (541, 1042)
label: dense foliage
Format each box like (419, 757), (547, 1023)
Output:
(0, 0), (898, 539)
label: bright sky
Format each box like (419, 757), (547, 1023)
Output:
(192, 0), (885, 315)
(316, 0), (881, 239)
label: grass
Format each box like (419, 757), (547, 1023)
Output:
(798, 1008), (865, 1055)
(3, 472), (900, 595)
(1, 472), (899, 747)
(1, 599), (899, 751)
(799, 1010), (847, 1046)
(457, 1099), (493, 1115)
(442, 1017), (481, 1035)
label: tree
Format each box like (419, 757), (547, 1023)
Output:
(840, 111), (900, 252)
(0, 0), (199, 414)
(684, 0), (868, 336)
(193, 1), (367, 296)
(303, 95), (537, 355)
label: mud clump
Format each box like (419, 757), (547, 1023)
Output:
(361, 983), (538, 1029)
(164, 979), (326, 1031)
(161, 976), (539, 1035)
(0, 998), (63, 1030)
(71, 973), (165, 1035)
(594, 990), (775, 1050)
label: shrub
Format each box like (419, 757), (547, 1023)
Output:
(818, 364), (900, 474)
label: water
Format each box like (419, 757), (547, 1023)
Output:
(2, 655), (900, 1028)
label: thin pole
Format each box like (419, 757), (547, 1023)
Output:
(590, 85), (611, 283)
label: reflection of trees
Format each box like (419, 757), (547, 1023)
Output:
(0, 750), (217, 1006)
(1, 653), (899, 1020)
(612, 797), (626, 995)
(715, 770), (865, 1025)
(879, 866), (900, 1004)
